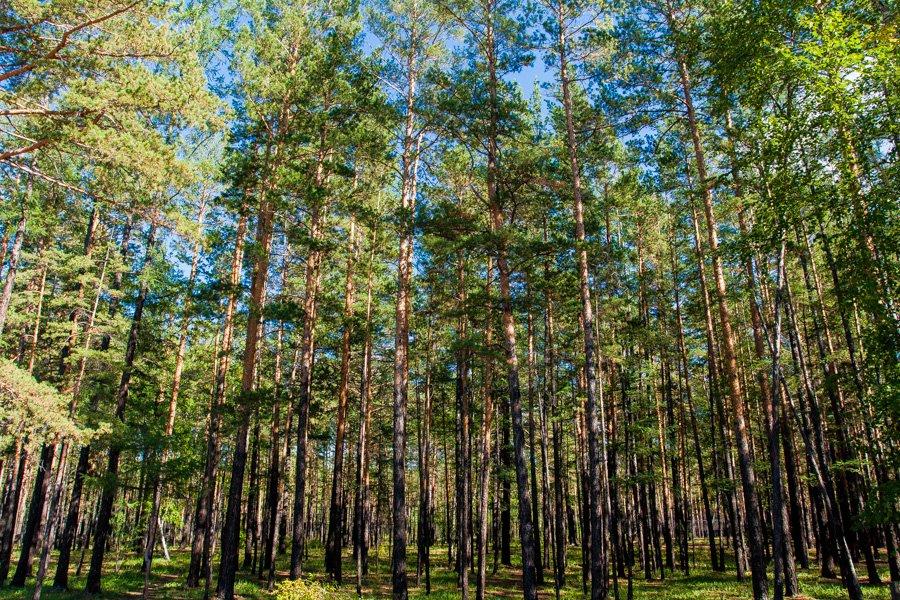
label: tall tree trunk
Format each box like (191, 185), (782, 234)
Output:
(490, 205), (538, 600)
(475, 259), (495, 600)
(217, 186), (275, 598)
(187, 209), (247, 589)
(85, 219), (158, 594)
(481, 0), (537, 594)
(0, 194), (26, 336)
(417, 317), (434, 594)
(355, 227), (377, 595)
(526, 300), (544, 585)
(675, 55), (768, 597)
(454, 250), (471, 599)
(142, 199), (206, 593)
(546, 279), (567, 593)
(262, 244), (291, 587)
(325, 218), (359, 583)
(243, 413), (262, 571)
(392, 55), (421, 594)
(688, 203), (736, 576)
(765, 240), (789, 600)
(555, 9), (606, 595)
(291, 193), (326, 579)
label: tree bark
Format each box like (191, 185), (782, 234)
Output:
(187, 209), (247, 589)
(143, 199), (206, 593)
(355, 227), (377, 595)
(291, 192), (326, 579)
(217, 191), (275, 599)
(325, 218), (359, 583)
(0, 193), (26, 336)
(475, 259), (494, 600)
(85, 219), (158, 594)
(675, 56), (768, 597)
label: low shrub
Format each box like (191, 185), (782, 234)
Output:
(275, 578), (351, 600)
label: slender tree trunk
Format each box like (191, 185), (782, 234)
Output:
(355, 228), (377, 595)
(142, 199), (206, 594)
(454, 250), (471, 599)
(417, 317), (434, 594)
(675, 56), (768, 598)
(555, 11), (606, 595)
(85, 220), (158, 594)
(765, 240), (789, 600)
(262, 245), (291, 587)
(476, 259), (495, 600)
(188, 209), (247, 588)
(490, 206), (538, 600)
(216, 188), (274, 599)
(480, 1), (538, 595)
(526, 301), (544, 585)
(392, 59), (421, 595)
(325, 218), (359, 583)
(0, 195), (26, 336)
(243, 414), (262, 571)
(543, 258), (567, 593)
(291, 192), (326, 579)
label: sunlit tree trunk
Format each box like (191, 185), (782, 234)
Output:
(475, 259), (494, 600)
(355, 227), (377, 595)
(0, 194), (26, 336)
(187, 209), (247, 589)
(325, 217), (359, 583)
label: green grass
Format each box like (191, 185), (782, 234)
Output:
(0, 543), (892, 599)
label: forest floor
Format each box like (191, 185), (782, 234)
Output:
(0, 543), (892, 599)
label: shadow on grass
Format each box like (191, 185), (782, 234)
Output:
(0, 543), (891, 599)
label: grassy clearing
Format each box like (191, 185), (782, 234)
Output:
(0, 543), (891, 599)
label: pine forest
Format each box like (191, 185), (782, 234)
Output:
(0, 0), (897, 598)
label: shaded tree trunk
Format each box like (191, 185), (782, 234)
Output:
(325, 218), (359, 583)
(85, 220), (158, 594)
(143, 199), (206, 593)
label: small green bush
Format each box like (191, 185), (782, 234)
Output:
(275, 578), (350, 600)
